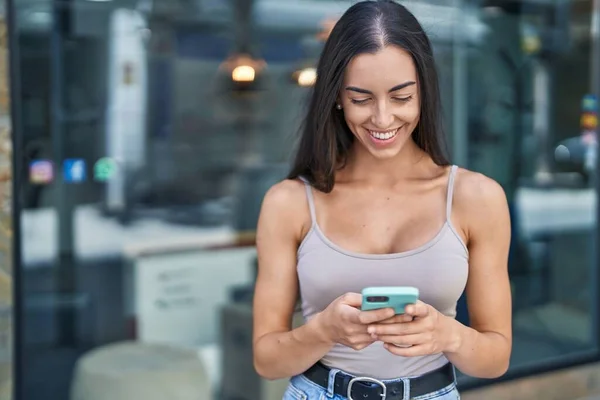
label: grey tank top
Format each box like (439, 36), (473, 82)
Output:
(297, 165), (469, 379)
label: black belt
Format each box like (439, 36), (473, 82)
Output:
(302, 362), (455, 400)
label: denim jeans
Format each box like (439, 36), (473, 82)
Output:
(282, 370), (460, 400)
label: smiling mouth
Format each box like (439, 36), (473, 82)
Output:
(368, 128), (399, 141)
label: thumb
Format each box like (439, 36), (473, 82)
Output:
(404, 300), (429, 318)
(339, 293), (362, 308)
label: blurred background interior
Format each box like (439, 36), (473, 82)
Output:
(4, 0), (600, 399)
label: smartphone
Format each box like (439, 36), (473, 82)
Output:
(361, 286), (419, 315)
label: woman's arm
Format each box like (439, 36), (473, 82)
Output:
(253, 180), (399, 380)
(443, 170), (512, 378)
(252, 180), (335, 380)
(369, 170), (512, 378)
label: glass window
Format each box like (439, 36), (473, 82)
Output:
(458, 0), (599, 387)
(8, 0), (600, 399)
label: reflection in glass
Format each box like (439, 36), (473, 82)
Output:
(9, 0), (600, 399)
(467, 0), (597, 379)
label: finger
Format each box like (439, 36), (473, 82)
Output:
(342, 334), (376, 351)
(376, 334), (424, 346)
(378, 314), (415, 324)
(404, 301), (429, 318)
(383, 343), (430, 357)
(340, 293), (363, 308)
(357, 307), (396, 324)
(347, 323), (370, 337)
(347, 334), (377, 346)
(367, 321), (420, 336)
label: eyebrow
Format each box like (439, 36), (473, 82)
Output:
(345, 81), (416, 94)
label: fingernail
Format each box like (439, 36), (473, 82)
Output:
(368, 327), (374, 334)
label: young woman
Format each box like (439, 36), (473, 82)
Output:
(252, 1), (512, 399)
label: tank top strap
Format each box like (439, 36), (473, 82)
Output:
(298, 176), (317, 225)
(446, 165), (458, 220)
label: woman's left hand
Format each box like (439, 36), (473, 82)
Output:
(366, 301), (455, 357)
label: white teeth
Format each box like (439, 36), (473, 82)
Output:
(369, 129), (398, 140)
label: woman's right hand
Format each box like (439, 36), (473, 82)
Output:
(315, 293), (397, 350)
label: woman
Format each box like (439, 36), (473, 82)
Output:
(252, 1), (512, 399)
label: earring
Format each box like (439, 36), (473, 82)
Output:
(336, 104), (342, 110)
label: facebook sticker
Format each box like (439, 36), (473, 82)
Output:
(63, 159), (87, 183)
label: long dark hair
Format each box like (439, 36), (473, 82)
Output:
(288, 0), (450, 193)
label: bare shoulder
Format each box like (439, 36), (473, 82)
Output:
(261, 179), (307, 216)
(453, 168), (508, 211)
(258, 178), (310, 241)
(452, 168), (510, 239)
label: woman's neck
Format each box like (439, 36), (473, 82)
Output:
(337, 139), (434, 186)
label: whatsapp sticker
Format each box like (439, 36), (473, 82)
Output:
(94, 157), (118, 182)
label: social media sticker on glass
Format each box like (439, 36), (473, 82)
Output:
(29, 160), (54, 184)
(63, 159), (87, 183)
(93, 157), (118, 182)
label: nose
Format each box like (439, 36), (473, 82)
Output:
(370, 101), (394, 129)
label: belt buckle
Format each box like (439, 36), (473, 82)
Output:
(347, 376), (387, 400)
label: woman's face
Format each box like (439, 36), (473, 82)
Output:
(339, 45), (420, 160)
